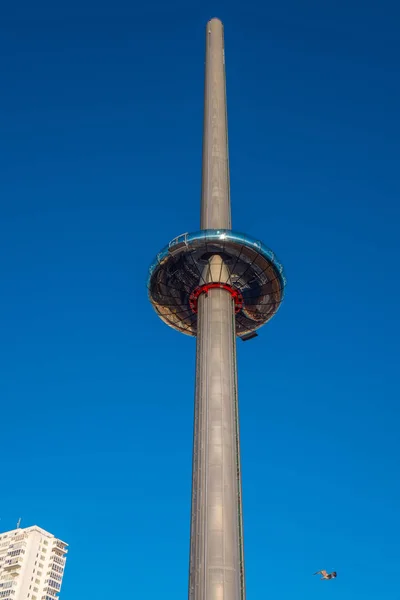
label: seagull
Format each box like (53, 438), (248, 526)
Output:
(313, 570), (337, 580)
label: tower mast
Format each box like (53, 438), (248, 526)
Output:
(189, 18), (245, 599)
(148, 17), (286, 600)
(201, 18), (231, 230)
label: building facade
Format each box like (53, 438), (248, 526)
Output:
(0, 526), (67, 600)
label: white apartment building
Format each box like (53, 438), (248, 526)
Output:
(0, 526), (67, 600)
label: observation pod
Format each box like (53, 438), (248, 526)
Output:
(148, 229), (286, 338)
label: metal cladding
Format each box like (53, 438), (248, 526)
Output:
(147, 17), (285, 600)
(147, 229), (286, 338)
(201, 19), (231, 229)
(190, 256), (244, 599)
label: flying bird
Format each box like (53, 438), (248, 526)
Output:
(313, 570), (337, 580)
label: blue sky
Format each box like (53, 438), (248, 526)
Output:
(1, 0), (399, 598)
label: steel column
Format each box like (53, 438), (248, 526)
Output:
(189, 18), (245, 600)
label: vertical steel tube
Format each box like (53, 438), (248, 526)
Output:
(189, 18), (245, 600)
(200, 18), (231, 230)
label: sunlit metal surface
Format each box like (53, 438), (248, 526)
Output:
(147, 18), (286, 600)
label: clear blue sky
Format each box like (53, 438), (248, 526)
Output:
(1, 0), (399, 598)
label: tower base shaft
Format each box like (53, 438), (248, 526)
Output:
(189, 271), (245, 599)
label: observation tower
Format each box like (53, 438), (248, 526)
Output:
(148, 18), (286, 600)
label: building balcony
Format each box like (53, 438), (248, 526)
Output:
(49, 554), (65, 560)
(48, 559), (65, 568)
(49, 553), (64, 560)
(42, 587), (58, 596)
(1, 570), (20, 580)
(3, 562), (21, 571)
(13, 535), (25, 543)
(4, 556), (23, 564)
(46, 580), (60, 589)
(10, 542), (27, 550)
(0, 575), (17, 582)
